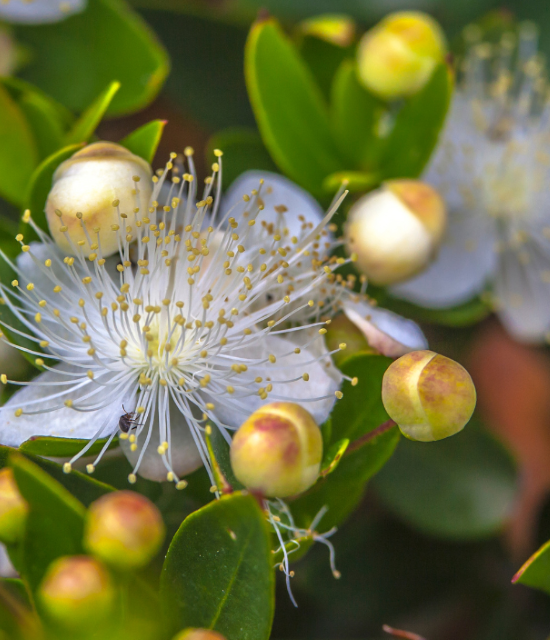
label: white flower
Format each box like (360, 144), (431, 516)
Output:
(0, 151), (344, 484)
(0, 0), (85, 24)
(393, 22), (550, 342)
(223, 171), (428, 358)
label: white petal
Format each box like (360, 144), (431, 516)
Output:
(222, 171), (325, 237)
(207, 334), (341, 429)
(0, 544), (16, 578)
(392, 212), (497, 308)
(0, 0), (85, 23)
(343, 298), (428, 358)
(494, 246), (550, 343)
(0, 364), (133, 447)
(119, 400), (203, 482)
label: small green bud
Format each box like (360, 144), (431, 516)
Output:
(230, 402), (323, 498)
(346, 180), (446, 286)
(172, 629), (226, 640)
(357, 11), (446, 100)
(325, 312), (373, 365)
(84, 490), (165, 570)
(0, 467), (28, 544)
(38, 556), (114, 629)
(382, 350), (476, 441)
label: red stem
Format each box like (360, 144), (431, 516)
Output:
(345, 419), (397, 456)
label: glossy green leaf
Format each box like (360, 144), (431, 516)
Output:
(15, 0), (169, 116)
(298, 35), (352, 100)
(331, 59), (386, 169)
(380, 63), (453, 179)
(23, 143), (83, 236)
(323, 170), (379, 193)
(0, 84), (38, 206)
(64, 81), (120, 146)
(207, 128), (278, 191)
(19, 435), (118, 459)
(513, 539), (550, 596)
(320, 438), (349, 477)
(161, 492), (274, 640)
(373, 421), (517, 540)
(120, 119), (166, 164)
(291, 354), (399, 530)
(245, 18), (344, 197)
(10, 454), (86, 590)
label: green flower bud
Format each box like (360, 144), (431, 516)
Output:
(382, 350), (476, 441)
(346, 180), (446, 286)
(45, 142), (153, 258)
(357, 11), (446, 100)
(84, 491), (165, 570)
(0, 467), (28, 544)
(38, 556), (114, 629)
(172, 630), (226, 640)
(230, 402), (323, 498)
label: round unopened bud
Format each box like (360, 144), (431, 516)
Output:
(0, 468), (28, 544)
(357, 11), (446, 100)
(173, 630), (226, 640)
(38, 556), (114, 629)
(84, 491), (165, 569)
(382, 350), (476, 442)
(346, 180), (446, 286)
(45, 142), (152, 257)
(230, 402), (323, 498)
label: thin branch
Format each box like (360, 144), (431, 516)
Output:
(345, 419), (397, 456)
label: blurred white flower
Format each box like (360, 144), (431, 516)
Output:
(223, 171), (428, 358)
(0, 543), (16, 577)
(393, 22), (550, 342)
(0, 0), (85, 24)
(0, 26), (17, 76)
(0, 152), (344, 484)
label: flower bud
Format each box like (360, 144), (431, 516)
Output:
(38, 556), (114, 629)
(84, 491), (165, 570)
(0, 468), (28, 544)
(230, 402), (323, 498)
(346, 180), (446, 286)
(45, 142), (153, 257)
(357, 11), (446, 100)
(172, 630), (226, 640)
(382, 350), (476, 442)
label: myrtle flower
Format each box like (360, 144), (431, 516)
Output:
(393, 22), (550, 342)
(0, 0), (84, 23)
(0, 150), (346, 485)
(222, 171), (428, 358)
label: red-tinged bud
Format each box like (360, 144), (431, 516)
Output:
(0, 468), (28, 544)
(84, 491), (165, 570)
(230, 402), (323, 498)
(172, 629), (227, 640)
(382, 350), (476, 441)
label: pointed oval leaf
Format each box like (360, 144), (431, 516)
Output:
(19, 435), (118, 459)
(120, 119), (166, 164)
(245, 18), (344, 197)
(64, 81), (120, 146)
(513, 540), (550, 596)
(161, 492), (274, 640)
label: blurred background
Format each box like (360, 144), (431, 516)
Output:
(3, 0), (550, 638)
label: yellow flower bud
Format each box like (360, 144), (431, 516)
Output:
(84, 491), (165, 570)
(357, 11), (446, 100)
(38, 556), (114, 629)
(382, 350), (476, 442)
(45, 142), (153, 257)
(346, 180), (446, 286)
(172, 630), (226, 640)
(0, 467), (28, 544)
(230, 402), (323, 498)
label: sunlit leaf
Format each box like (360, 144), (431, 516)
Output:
(513, 539), (550, 596)
(64, 80), (120, 145)
(120, 119), (166, 164)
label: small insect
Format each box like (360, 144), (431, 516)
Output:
(119, 405), (142, 433)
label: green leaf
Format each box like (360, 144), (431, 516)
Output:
(380, 63), (453, 179)
(10, 454), (86, 590)
(0, 83), (38, 206)
(64, 81), (120, 146)
(323, 170), (379, 193)
(331, 59), (386, 169)
(161, 492), (274, 640)
(298, 35), (352, 100)
(15, 0), (169, 116)
(320, 438), (349, 477)
(19, 435), (118, 459)
(120, 119), (166, 164)
(290, 354), (399, 530)
(245, 18), (344, 197)
(23, 143), (84, 236)
(513, 539), (550, 596)
(207, 128), (278, 191)
(383, 294), (492, 328)
(373, 420), (518, 540)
